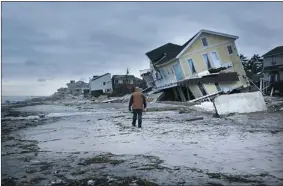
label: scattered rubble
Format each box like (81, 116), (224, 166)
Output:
(192, 101), (216, 113)
(87, 180), (95, 185)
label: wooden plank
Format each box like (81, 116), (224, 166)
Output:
(185, 83), (190, 101)
(185, 117), (204, 122)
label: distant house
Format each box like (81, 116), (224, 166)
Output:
(66, 80), (89, 96)
(262, 46), (283, 82)
(262, 46), (283, 94)
(89, 73), (112, 97)
(57, 87), (68, 95)
(112, 75), (147, 95)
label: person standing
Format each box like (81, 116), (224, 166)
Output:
(128, 87), (147, 128)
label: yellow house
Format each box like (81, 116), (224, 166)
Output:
(143, 29), (250, 101)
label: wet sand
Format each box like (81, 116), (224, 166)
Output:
(2, 99), (283, 186)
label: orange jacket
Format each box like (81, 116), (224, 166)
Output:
(129, 92), (147, 110)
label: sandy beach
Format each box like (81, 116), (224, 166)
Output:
(2, 97), (283, 186)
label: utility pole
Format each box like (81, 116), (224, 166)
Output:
(126, 68), (129, 93)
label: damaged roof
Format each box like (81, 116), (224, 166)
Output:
(145, 43), (183, 66)
(145, 30), (238, 66)
(262, 46), (283, 58)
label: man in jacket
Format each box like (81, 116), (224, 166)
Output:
(129, 87), (147, 128)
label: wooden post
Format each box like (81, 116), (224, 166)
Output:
(177, 86), (186, 102)
(172, 88), (180, 101)
(186, 83), (190, 101)
(270, 87), (274, 97)
(259, 78), (263, 94)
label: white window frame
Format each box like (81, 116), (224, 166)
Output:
(210, 50), (222, 68)
(201, 37), (208, 48)
(202, 52), (213, 69)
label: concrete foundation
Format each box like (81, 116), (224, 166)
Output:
(214, 91), (267, 116)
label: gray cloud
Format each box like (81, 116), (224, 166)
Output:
(2, 2), (283, 95)
(37, 78), (47, 82)
(25, 60), (40, 66)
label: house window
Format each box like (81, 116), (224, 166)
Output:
(103, 82), (106, 85)
(188, 59), (196, 74)
(215, 83), (221, 91)
(201, 37), (208, 47)
(227, 45), (233, 55)
(203, 54), (212, 69)
(269, 74), (278, 82)
(161, 69), (167, 78)
(115, 80), (118, 84)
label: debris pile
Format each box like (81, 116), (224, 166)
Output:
(95, 95), (109, 103)
(193, 101), (215, 112)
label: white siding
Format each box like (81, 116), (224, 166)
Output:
(155, 62), (177, 88)
(89, 73), (113, 93)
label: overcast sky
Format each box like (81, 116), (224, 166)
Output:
(2, 2), (283, 96)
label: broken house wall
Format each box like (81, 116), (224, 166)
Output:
(155, 60), (178, 89)
(214, 91), (267, 115)
(187, 83), (218, 99)
(189, 84), (203, 98)
(203, 83), (218, 94)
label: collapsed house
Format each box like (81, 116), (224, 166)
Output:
(141, 29), (250, 102)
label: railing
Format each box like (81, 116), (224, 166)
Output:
(260, 78), (271, 95)
(155, 75), (178, 89)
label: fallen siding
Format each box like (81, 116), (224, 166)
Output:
(214, 91), (267, 116)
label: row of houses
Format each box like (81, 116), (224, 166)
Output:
(139, 29), (283, 101)
(55, 29), (282, 100)
(55, 74), (147, 98)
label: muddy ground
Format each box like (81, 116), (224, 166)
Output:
(1, 98), (283, 186)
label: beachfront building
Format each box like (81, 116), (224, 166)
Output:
(141, 29), (250, 101)
(89, 73), (112, 97)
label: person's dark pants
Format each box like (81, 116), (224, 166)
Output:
(132, 109), (143, 128)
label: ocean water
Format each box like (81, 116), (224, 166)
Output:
(1, 96), (42, 104)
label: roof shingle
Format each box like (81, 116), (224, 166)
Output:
(263, 46), (283, 57)
(145, 34), (198, 66)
